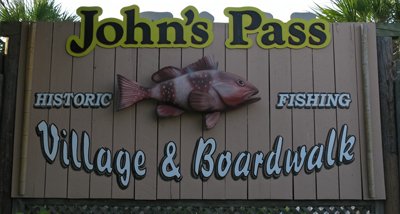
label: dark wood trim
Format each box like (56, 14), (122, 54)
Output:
(0, 22), (22, 214)
(376, 23), (400, 37)
(377, 36), (400, 214)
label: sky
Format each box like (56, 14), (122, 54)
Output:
(55, 0), (333, 22)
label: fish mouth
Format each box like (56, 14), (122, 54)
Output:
(245, 90), (261, 104)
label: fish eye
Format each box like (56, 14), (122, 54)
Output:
(236, 79), (245, 87)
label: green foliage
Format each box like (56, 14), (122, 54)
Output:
(0, 0), (77, 22)
(313, 0), (399, 23)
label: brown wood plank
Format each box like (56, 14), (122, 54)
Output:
(314, 25), (339, 199)
(157, 48), (181, 199)
(180, 48), (203, 199)
(134, 48), (159, 200)
(67, 23), (93, 199)
(357, 23), (386, 200)
(1, 23), (24, 213)
(112, 47), (137, 199)
(291, 48), (316, 199)
(377, 37), (399, 213)
(202, 23), (226, 199)
(366, 23), (385, 200)
(269, 48), (293, 199)
(225, 45), (247, 199)
(89, 47), (115, 198)
(354, 23), (368, 201)
(24, 22), (53, 197)
(333, 23), (362, 199)
(44, 22), (74, 198)
(247, 35), (270, 199)
(11, 23), (29, 198)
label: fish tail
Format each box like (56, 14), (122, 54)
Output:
(117, 74), (149, 110)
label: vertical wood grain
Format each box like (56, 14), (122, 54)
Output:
(24, 22), (53, 197)
(67, 23), (93, 199)
(356, 23), (386, 200)
(180, 48), (203, 199)
(202, 23), (226, 199)
(45, 22), (74, 198)
(112, 47), (137, 198)
(225, 43), (247, 200)
(333, 23), (362, 199)
(11, 22), (387, 200)
(291, 48), (316, 199)
(1, 23), (24, 213)
(354, 23), (368, 200)
(269, 48), (293, 199)
(11, 23), (29, 197)
(314, 24), (339, 199)
(365, 23), (385, 200)
(89, 47), (115, 198)
(134, 48), (159, 200)
(157, 48), (181, 199)
(247, 35), (270, 199)
(377, 37), (398, 212)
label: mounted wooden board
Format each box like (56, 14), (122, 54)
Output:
(313, 24), (339, 199)
(134, 48), (158, 200)
(247, 35), (270, 199)
(11, 21), (385, 201)
(202, 23), (226, 199)
(112, 47), (137, 199)
(180, 48), (203, 199)
(67, 23), (93, 198)
(45, 22), (74, 198)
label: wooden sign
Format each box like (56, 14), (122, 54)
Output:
(11, 6), (385, 201)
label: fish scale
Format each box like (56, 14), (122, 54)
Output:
(160, 81), (176, 103)
(188, 71), (213, 92)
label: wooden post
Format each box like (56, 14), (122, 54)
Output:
(396, 61), (400, 182)
(377, 36), (400, 214)
(0, 23), (23, 214)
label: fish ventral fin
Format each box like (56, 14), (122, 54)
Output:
(205, 112), (221, 130)
(151, 66), (183, 83)
(156, 105), (185, 117)
(117, 74), (149, 110)
(183, 55), (218, 73)
(189, 90), (216, 112)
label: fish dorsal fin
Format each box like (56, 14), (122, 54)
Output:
(189, 90), (216, 112)
(183, 56), (218, 73)
(151, 66), (183, 83)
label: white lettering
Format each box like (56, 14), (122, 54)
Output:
(33, 92), (113, 108)
(275, 92), (351, 109)
(36, 120), (147, 190)
(114, 149), (131, 189)
(193, 138), (216, 180)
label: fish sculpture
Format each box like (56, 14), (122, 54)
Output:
(117, 56), (260, 129)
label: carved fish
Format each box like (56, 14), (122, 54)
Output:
(117, 56), (260, 129)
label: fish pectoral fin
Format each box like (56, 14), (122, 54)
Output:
(183, 56), (218, 73)
(156, 105), (185, 117)
(204, 112), (221, 130)
(151, 66), (183, 83)
(189, 90), (216, 112)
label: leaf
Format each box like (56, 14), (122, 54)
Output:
(0, 0), (78, 22)
(312, 0), (399, 23)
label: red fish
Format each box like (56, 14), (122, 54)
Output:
(117, 56), (260, 129)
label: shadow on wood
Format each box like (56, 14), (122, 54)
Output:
(377, 36), (400, 214)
